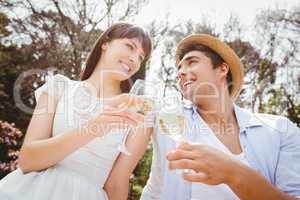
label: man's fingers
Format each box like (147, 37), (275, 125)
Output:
(168, 159), (201, 171)
(166, 149), (195, 161)
(176, 141), (198, 151)
(182, 171), (209, 183)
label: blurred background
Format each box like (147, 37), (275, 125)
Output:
(0, 0), (299, 199)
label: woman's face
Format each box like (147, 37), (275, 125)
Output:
(99, 38), (146, 81)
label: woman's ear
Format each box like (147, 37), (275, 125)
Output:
(101, 42), (109, 51)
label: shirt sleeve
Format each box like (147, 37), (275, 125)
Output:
(34, 74), (68, 102)
(140, 126), (163, 200)
(275, 117), (300, 198)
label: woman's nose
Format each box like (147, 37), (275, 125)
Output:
(129, 52), (140, 64)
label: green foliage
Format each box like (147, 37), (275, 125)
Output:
(128, 147), (153, 199)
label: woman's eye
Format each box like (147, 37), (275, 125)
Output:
(126, 43), (134, 50)
(139, 54), (146, 61)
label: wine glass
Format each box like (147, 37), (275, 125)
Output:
(157, 93), (187, 142)
(118, 79), (156, 155)
(157, 92), (193, 174)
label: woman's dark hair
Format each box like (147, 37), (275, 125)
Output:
(80, 22), (152, 92)
(179, 44), (233, 94)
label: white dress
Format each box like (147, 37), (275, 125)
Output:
(0, 74), (126, 200)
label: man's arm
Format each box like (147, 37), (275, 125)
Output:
(167, 142), (300, 200)
(227, 164), (299, 200)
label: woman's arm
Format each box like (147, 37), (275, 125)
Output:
(104, 126), (153, 200)
(18, 93), (144, 173)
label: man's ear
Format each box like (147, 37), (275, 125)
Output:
(218, 62), (230, 80)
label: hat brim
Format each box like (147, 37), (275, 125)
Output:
(176, 34), (244, 99)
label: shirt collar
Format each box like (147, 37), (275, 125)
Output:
(233, 104), (263, 131)
(188, 103), (263, 132)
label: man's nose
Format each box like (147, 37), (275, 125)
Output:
(178, 65), (188, 79)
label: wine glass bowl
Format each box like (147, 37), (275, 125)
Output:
(157, 94), (186, 141)
(118, 79), (157, 155)
(129, 97), (155, 115)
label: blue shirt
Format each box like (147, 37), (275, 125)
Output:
(141, 105), (300, 199)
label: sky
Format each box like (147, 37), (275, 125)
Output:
(133, 0), (300, 89)
(135, 0), (299, 29)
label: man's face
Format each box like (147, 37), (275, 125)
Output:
(177, 50), (221, 103)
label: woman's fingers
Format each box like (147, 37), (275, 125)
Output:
(88, 115), (137, 137)
(102, 115), (138, 127)
(102, 108), (145, 124)
(121, 109), (145, 123)
(94, 115), (136, 134)
(109, 94), (145, 108)
(95, 94), (147, 137)
(108, 94), (130, 108)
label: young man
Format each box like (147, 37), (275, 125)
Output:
(141, 34), (300, 200)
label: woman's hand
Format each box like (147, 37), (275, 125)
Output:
(83, 94), (146, 138)
(166, 142), (247, 185)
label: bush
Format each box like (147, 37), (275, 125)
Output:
(128, 146), (153, 199)
(0, 120), (23, 179)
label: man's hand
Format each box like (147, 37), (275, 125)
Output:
(166, 142), (247, 185)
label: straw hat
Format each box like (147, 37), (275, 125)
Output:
(175, 34), (244, 99)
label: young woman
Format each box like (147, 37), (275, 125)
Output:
(0, 22), (152, 200)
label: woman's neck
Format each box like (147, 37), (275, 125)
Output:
(84, 68), (122, 99)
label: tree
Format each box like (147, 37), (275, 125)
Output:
(0, 0), (148, 130)
(0, 12), (35, 132)
(0, 1), (153, 196)
(253, 6), (300, 125)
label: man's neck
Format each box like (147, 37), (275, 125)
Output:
(195, 94), (238, 135)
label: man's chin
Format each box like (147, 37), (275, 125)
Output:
(182, 91), (195, 102)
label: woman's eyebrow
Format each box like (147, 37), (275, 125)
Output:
(130, 40), (138, 49)
(131, 41), (145, 60)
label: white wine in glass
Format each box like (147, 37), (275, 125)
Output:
(157, 113), (186, 141)
(157, 94), (192, 174)
(157, 94), (186, 141)
(118, 79), (156, 155)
